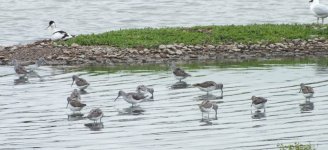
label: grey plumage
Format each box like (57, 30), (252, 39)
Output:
(72, 75), (90, 90)
(136, 85), (154, 99)
(87, 108), (104, 123)
(199, 100), (218, 120)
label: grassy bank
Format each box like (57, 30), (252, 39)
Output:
(65, 24), (328, 48)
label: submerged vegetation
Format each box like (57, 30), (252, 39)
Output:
(277, 143), (315, 150)
(65, 24), (328, 48)
(79, 57), (328, 73)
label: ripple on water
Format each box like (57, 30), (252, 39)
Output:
(1, 64), (328, 149)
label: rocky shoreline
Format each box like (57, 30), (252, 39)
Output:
(1, 38), (328, 66)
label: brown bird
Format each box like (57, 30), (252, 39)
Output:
(299, 83), (314, 101)
(66, 97), (86, 112)
(70, 89), (81, 101)
(193, 81), (223, 96)
(251, 96), (267, 112)
(136, 85), (154, 99)
(171, 63), (191, 82)
(72, 75), (90, 90)
(12, 59), (28, 78)
(87, 108), (104, 124)
(198, 100), (218, 120)
(114, 90), (148, 107)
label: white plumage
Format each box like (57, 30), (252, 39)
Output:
(47, 21), (73, 40)
(310, 0), (328, 24)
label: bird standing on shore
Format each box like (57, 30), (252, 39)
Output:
(299, 83), (314, 101)
(251, 96), (267, 112)
(47, 21), (73, 40)
(198, 100), (218, 120)
(309, 0), (328, 24)
(114, 90), (148, 107)
(71, 75), (90, 90)
(193, 81), (223, 96)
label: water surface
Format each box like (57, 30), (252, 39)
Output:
(1, 63), (328, 149)
(0, 0), (320, 45)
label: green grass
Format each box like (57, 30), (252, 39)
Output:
(65, 24), (328, 48)
(278, 143), (315, 150)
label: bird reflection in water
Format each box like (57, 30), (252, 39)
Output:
(197, 94), (223, 101)
(67, 113), (84, 121)
(300, 101), (314, 112)
(84, 122), (104, 131)
(117, 106), (145, 115)
(14, 77), (29, 85)
(171, 81), (189, 89)
(251, 110), (266, 119)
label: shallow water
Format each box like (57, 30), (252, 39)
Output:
(1, 63), (328, 149)
(0, 0), (320, 46)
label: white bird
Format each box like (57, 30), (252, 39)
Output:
(47, 20), (73, 40)
(309, 0), (328, 24)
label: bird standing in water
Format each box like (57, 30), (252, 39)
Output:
(71, 75), (90, 90)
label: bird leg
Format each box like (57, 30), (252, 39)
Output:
(317, 17), (320, 24)
(322, 18), (325, 24)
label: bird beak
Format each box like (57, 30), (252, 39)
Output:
(114, 96), (119, 102)
(71, 80), (74, 87)
(45, 25), (50, 30)
(299, 88), (301, 93)
(66, 101), (69, 108)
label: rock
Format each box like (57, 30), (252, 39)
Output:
(10, 46), (18, 51)
(159, 45), (166, 49)
(233, 48), (241, 52)
(176, 50), (183, 55)
(71, 43), (79, 48)
(94, 50), (102, 55)
(168, 50), (175, 55)
(207, 45), (215, 50)
(155, 54), (161, 58)
(0, 55), (5, 59)
(166, 44), (174, 49)
(195, 45), (202, 50)
(57, 56), (70, 60)
(63, 50), (71, 55)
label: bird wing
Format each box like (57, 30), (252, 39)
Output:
(173, 68), (190, 77)
(88, 109), (102, 118)
(15, 65), (28, 74)
(77, 78), (89, 86)
(303, 86), (314, 93)
(70, 100), (86, 107)
(313, 4), (328, 16)
(201, 101), (213, 108)
(253, 97), (267, 105)
(131, 93), (147, 100)
(195, 81), (216, 88)
(52, 30), (72, 40)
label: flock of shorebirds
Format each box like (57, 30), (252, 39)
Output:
(12, 59), (315, 126)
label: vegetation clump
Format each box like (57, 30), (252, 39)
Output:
(65, 24), (328, 48)
(277, 143), (315, 150)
